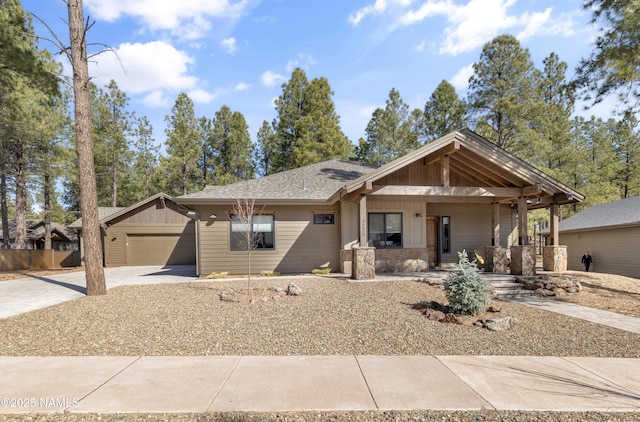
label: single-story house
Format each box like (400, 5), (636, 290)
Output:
(556, 196), (640, 278)
(176, 129), (584, 278)
(0, 220), (76, 250)
(69, 193), (196, 267)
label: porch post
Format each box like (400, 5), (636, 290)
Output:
(511, 195), (535, 275)
(485, 201), (508, 273)
(518, 196), (528, 245)
(353, 194), (375, 280)
(491, 201), (500, 246)
(359, 194), (367, 246)
(543, 202), (567, 271)
(549, 202), (559, 246)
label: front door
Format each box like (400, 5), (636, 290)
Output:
(426, 216), (438, 268)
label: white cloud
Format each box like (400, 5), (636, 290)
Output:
(451, 63), (474, 91)
(141, 90), (170, 108)
(349, 0), (413, 26)
(235, 82), (251, 91)
(90, 41), (198, 93)
(221, 37), (237, 54)
(188, 88), (221, 103)
(414, 40), (426, 52)
(516, 8), (552, 40)
(285, 53), (317, 72)
(353, 0), (576, 56)
(261, 70), (286, 87)
(85, 0), (251, 39)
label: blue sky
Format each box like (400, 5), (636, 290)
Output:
(22, 0), (611, 146)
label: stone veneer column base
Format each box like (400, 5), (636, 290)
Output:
(510, 245), (536, 276)
(352, 247), (376, 280)
(543, 245), (567, 272)
(484, 246), (509, 273)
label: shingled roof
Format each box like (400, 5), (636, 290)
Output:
(177, 159), (379, 204)
(68, 207), (126, 229)
(559, 196), (640, 232)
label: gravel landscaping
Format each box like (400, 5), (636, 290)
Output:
(1, 273), (638, 421)
(0, 277), (637, 357)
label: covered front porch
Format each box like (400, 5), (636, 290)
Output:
(332, 130), (583, 280)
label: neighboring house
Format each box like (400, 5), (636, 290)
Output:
(69, 193), (195, 267)
(176, 129), (583, 277)
(557, 196), (640, 278)
(0, 220), (76, 250)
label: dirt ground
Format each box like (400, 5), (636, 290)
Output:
(548, 270), (640, 318)
(1, 267), (638, 318)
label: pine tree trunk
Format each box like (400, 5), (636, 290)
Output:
(0, 172), (9, 249)
(43, 169), (52, 250)
(14, 142), (27, 249)
(68, 0), (106, 295)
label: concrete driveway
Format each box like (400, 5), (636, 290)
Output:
(0, 266), (197, 319)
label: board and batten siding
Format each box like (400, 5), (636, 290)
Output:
(366, 200), (426, 248)
(197, 205), (341, 275)
(426, 203), (515, 265)
(339, 200), (426, 249)
(560, 226), (640, 278)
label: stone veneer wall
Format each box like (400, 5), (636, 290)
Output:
(543, 245), (567, 272)
(510, 245), (536, 276)
(351, 247), (375, 280)
(484, 246), (509, 273)
(374, 248), (429, 273)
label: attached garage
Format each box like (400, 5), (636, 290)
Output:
(125, 232), (195, 266)
(70, 193), (197, 267)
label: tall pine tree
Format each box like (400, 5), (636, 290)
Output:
(270, 68), (350, 173)
(161, 93), (202, 195)
(423, 80), (467, 143)
(467, 34), (542, 154)
(352, 88), (420, 165)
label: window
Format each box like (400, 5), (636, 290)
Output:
(230, 214), (275, 251)
(368, 213), (402, 248)
(313, 214), (335, 224)
(442, 216), (451, 253)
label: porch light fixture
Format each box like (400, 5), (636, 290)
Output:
(209, 214), (218, 219)
(415, 213), (422, 218)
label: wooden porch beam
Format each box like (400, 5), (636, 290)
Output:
(370, 185), (524, 198)
(424, 139), (460, 165)
(442, 155), (450, 187)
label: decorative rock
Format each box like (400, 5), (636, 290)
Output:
(286, 283), (303, 296)
(220, 290), (235, 302)
(421, 309), (446, 321)
(484, 316), (518, 331)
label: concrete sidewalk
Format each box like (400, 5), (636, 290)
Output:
(506, 296), (640, 334)
(0, 355), (638, 414)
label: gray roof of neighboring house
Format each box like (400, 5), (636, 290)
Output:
(0, 220), (76, 242)
(559, 196), (640, 231)
(68, 207), (126, 229)
(176, 159), (379, 203)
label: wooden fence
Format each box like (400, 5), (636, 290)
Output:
(0, 249), (82, 272)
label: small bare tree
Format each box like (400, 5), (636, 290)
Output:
(232, 194), (258, 297)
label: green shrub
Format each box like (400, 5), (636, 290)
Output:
(311, 268), (331, 275)
(260, 270), (280, 277)
(443, 250), (490, 315)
